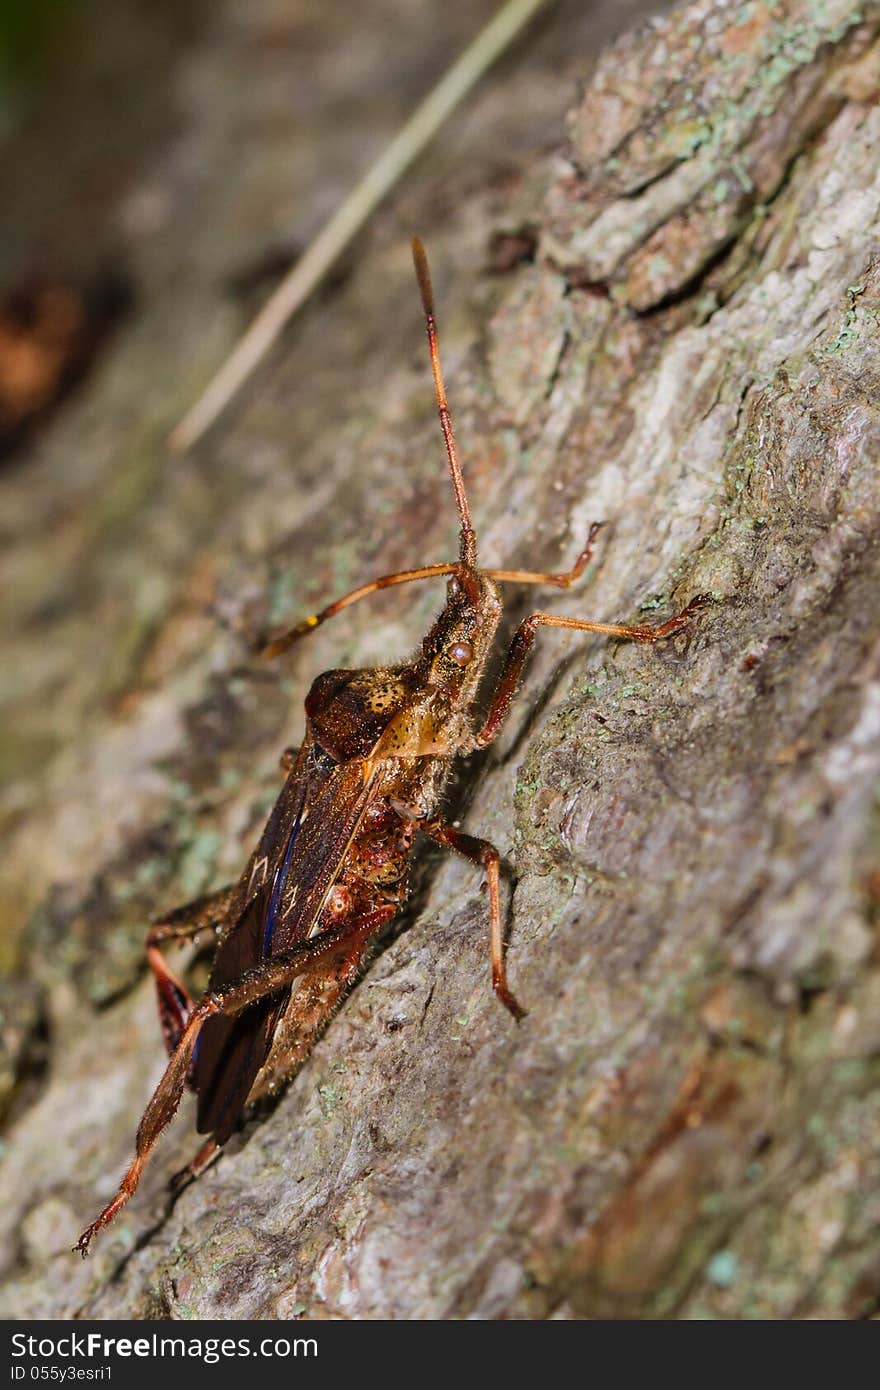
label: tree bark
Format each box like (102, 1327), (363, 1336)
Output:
(2, 0), (880, 1319)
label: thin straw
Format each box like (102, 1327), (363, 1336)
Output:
(168, 0), (549, 454)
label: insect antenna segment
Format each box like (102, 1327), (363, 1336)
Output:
(411, 238), (477, 571)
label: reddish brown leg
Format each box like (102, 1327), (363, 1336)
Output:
(419, 817), (525, 1023)
(263, 527), (606, 658)
(148, 884), (236, 948)
(247, 908), (394, 1105)
(475, 594), (709, 749)
(482, 521), (605, 589)
(75, 910), (389, 1256)
(147, 948), (193, 1060)
(169, 1138), (221, 1194)
(147, 885), (236, 1057)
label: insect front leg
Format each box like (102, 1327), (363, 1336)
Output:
(261, 524), (606, 658)
(474, 594), (709, 749)
(483, 521), (605, 589)
(147, 884), (237, 1058)
(75, 911), (389, 1256)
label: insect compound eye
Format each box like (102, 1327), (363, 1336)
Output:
(447, 575), (462, 599)
(448, 640), (473, 667)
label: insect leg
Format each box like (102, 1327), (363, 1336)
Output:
(475, 595), (709, 749)
(148, 884), (237, 944)
(264, 524), (608, 657)
(418, 818), (525, 1023)
(265, 520), (611, 657)
(483, 521), (605, 589)
(147, 885), (237, 1058)
(247, 912), (393, 1105)
(169, 1137), (221, 1194)
(75, 912), (389, 1256)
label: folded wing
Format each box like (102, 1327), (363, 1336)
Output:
(194, 744), (378, 1142)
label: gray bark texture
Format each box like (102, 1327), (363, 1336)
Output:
(2, 0), (880, 1319)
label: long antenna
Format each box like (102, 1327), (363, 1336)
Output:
(411, 238), (476, 568)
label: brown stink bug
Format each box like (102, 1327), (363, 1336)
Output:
(76, 240), (706, 1253)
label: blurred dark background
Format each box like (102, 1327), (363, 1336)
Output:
(0, 0), (666, 972)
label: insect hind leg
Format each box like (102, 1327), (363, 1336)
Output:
(147, 884), (236, 1059)
(76, 911), (390, 1255)
(169, 1138), (220, 1194)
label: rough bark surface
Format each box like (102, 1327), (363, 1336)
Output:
(2, 0), (880, 1319)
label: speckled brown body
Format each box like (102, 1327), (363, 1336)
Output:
(193, 570), (504, 1139)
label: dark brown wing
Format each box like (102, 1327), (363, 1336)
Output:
(192, 887), (284, 1144)
(194, 746), (379, 1142)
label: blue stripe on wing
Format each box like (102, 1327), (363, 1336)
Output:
(263, 805), (305, 954)
(192, 804), (304, 1073)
